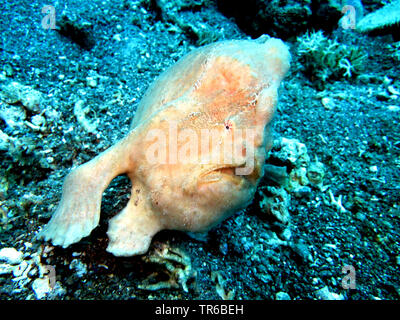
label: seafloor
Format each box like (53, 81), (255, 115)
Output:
(0, 0), (399, 300)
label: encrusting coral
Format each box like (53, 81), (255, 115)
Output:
(38, 36), (291, 256)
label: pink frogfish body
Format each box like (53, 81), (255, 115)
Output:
(38, 36), (291, 256)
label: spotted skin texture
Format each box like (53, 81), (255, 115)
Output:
(38, 37), (291, 256)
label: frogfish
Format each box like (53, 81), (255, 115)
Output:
(38, 36), (291, 256)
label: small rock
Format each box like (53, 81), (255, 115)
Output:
(276, 291), (291, 300)
(3, 64), (14, 77)
(263, 164), (288, 185)
(376, 91), (391, 101)
(12, 260), (29, 277)
(315, 286), (344, 300)
(113, 34), (122, 42)
(291, 241), (313, 263)
(321, 97), (335, 110)
(383, 76), (392, 86)
(307, 161), (325, 189)
(0, 82), (21, 104)
(387, 105), (400, 112)
(48, 281), (66, 299)
(74, 99), (99, 133)
(31, 114), (46, 127)
(44, 108), (60, 121)
(86, 77), (97, 88)
(28, 267), (38, 277)
(292, 186), (312, 198)
(21, 89), (43, 112)
(273, 137), (310, 167)
(280, 228), (292, 241)
(0, 129), (12, 151)
(0, 81), (43, 112)
(355, 212), (366, 221)
(69, 259), (87, 278)
(387, 85), (400, 96)
(369, 165), (378, 173)
(260, 186), (291, 225)
(0, 247), (23, 265)
(219, 243), (228, 255)
(24, 242), (33, 250)
(0, 263), (14, 275)
(31, 277), (52, 299)
(0, 104), (26, 128)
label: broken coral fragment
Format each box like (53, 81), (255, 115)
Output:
(259, 186), (291, 225)
(139, 244), (196, 292)
(38, 36), (291, 256)
(261, 137), (325, 232)
(307, 159), (325, 189)
(73, 99), (99, 133)
(272, 137), (310, 168)
(211, 270), (235, 300)
(269, 137), (310, 193)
